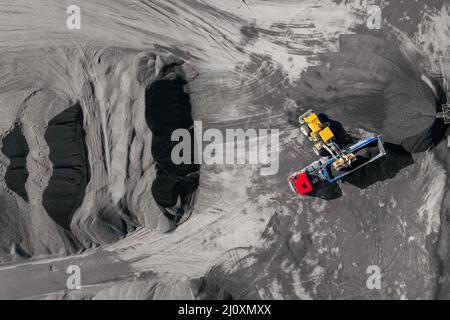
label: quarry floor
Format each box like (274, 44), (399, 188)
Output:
(0, 0), (449, 299)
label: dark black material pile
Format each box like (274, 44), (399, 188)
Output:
(293, 34), (442, 153)
(145, 72), (200, 225)
(42, 104), (90, 230)
(1, 125), (29, 201)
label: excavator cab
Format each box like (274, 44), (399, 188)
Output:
(300, 111), (334, 141)
(299, 110), (336, 156)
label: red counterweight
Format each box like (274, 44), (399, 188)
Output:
(289, 172), (314, 195)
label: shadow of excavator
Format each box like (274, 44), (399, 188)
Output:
(342, 142), (414, 189)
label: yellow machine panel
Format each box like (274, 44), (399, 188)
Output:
(319, 127), (334, 142)
(304, 113), (322, 132)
